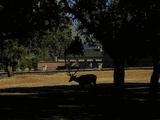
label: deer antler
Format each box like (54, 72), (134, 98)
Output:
(73, 68), (78, 76)
(67, 62), (79, 76)
(73, 63), (79, 76)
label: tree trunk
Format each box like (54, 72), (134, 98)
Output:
(6, 65), (13, 77)
(149, 56), (160, 99)
(113, 57), (125, 93)
(64, 48), (67, 69)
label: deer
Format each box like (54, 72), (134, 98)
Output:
(67, 67), (97, 89)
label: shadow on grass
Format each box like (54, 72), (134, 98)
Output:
(0, 83), (160, 120)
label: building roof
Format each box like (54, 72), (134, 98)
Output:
(84, 48), (103, 58)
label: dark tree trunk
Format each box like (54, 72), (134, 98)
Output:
(64, 48), (67, 69)
(113, 57), (125, 94)
(5, 61), (13, 77)
(149, 55), (160, 99)
(6, 65), (13, 77)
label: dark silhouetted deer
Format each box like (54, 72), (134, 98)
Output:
(67, 68), (97, 89)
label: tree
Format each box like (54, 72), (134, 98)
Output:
(67, 36), (84, 56)
(25, 15), (72, 62)
(0, 0), (72, 76)
(0, 39), (25, 77)
(61, 0), (160, 94)
(43, 24), (72, 60)
(0, 0), (34, 76)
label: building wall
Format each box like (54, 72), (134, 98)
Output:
(37, 58), (103, 71)
(37, 62), (65, 71)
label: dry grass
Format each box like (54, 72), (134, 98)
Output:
(0, 69), (152, 89)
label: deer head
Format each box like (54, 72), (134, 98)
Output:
(67, 70), (78, 82)
(67, 63), (79, 82)
(69, 75), (77, 82)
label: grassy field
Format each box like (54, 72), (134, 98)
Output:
(0, 69), (152, 89)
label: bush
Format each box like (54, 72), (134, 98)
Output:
(18, 57), (38, 71)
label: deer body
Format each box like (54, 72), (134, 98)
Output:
(69, 74), (97, 88)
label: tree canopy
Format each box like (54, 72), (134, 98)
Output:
(61, 0), (160, 58)
(0, 0), (72, 76)
(67, 36), (84, 56)
(1, 0), (160, 77)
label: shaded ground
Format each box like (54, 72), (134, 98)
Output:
(0, 83), (160, 120)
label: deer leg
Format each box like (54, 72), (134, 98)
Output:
(93, 80), (96, 87)
(149, 56), (160, 98)
(90, 81), (96, 88)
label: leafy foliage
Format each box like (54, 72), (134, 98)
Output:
(61, 0), (160, 58)
(0, 39), (25, 66)
(0, 0), (72, 75)
(67, 36), (84, 56)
